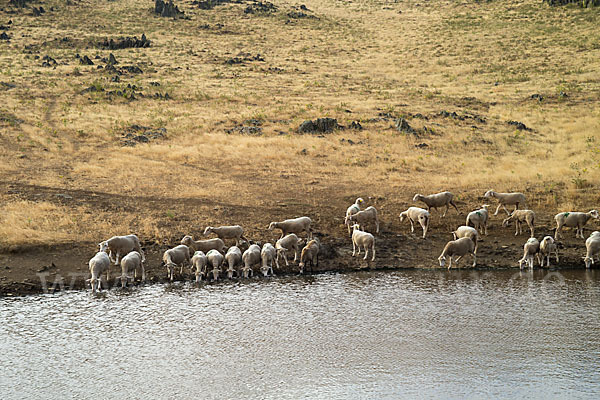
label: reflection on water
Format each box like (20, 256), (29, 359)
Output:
(1, 269), (599, 399)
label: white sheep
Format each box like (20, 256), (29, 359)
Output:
(225, 246), (242, 279)
(412, 191), (459, 217)
(260, 243), (277, 277)
(483, 190), (526, 216)
(452, 226), (480, 253)
(539, 236), (559, 267)
(299, 238), (320, 274)
(191, 251), (208, 282)
(345, 206), (379, 234)
(466, 205), (489, 236)
(399, 207), (430, 239)
(345, 198), (365, 234)
(351, 224), (375, 261)
(163, 244), (191, 281)
(519, 238), (540, 269)
(241, 244), (261, 278)
(99, 234), (145, 266)
(118, 251), (144, 288)
(268, 216), (313, 239)
(206, 249), (224, 281)
(502, 209), (535, 237)
(203, 225), (249, 247)
(87, 251), (111, 293)
(554, 210), (599, 240)
(275, 233), (301, 269)
(180, 235), (227, 253)
(584, 233), (600, 269)
(438, 237), (477, 269)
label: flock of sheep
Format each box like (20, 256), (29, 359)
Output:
(86, 190), (600, 292)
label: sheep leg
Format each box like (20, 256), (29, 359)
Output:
(375, 219), (380, 234)
(515, 221), (519, 236)
(371, 244), (375, 261)
(363, 244), (368, 260)
(494, 204), (502, 216)
(443, 204), (449, 217)
(502, 204), (511, 215)
(555, 225), (562, 240)
(555, 250), (559, 263)
(471, 252), (476, 267)
(409, 219), (415, 233)
(448, 256), (453, 270)
(484, 221), (488, 236)
(114, 251), (121, 266)
(450, 200), (459, 214)
(352, 239), (357, 257)
(420, 219), (427, 239)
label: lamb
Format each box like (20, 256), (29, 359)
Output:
(191, 251), (208, 282)
(539, 236), (559, 267)
(345, 206), (379, 234)
(399, 207), (430, 239)
(519, 238), (541, 269)
(260, 243), (277, 277)
(268, 216), (313, 239)
(345, 198), (365, 235)
(163, 244), (191, 281)
(451, 226), (480, 253)
(412, 191), (459, 217)
(241, 244), (261, 278)
(225, 246), (242, 279)
(483, 190), (526, 216)
(117, 251), (144, 288)
(99, 234), (145, 266)
(180, 235), (227, 254)
(438, 237), (477, 270)
(502, 209), (536, 237)
(351, 224), (376, 261)
(203, 225), (249, 247)
(87, 251), (111, 293)
(299, 238), (320, 274)
(584, 233), (600, 269)
(206, 249), (224, 281)
(554, 210), (599, 240)
(275, 233), (301, 269)
(466, 205), (489, 236)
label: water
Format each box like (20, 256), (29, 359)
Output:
(1, 269), (599, 399)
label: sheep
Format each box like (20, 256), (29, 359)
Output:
(163, 244), (191, 281)
(191, 251), (208, 283)
(225, 246), (242, 279)
(438, 237), (477, 270)
(260, 243), (277, 277)
(412, 191), (459, 217)
(117, 251), (144, 288)
(502, 209), (536, 237)
(451, 226), (480, 253)
(345, 206), (379, 234)
(275, 233), (301, 269)
(203, 225), (249, 247)
(584, 233), (600, 269)
(519, 238), (541, 269)
(554, 210), (599, 240)
(466, 205), (489, 236)
(345, 198), (365, 235)
(241, 244), (261, 278)
(268, 216), (313, 240)
(539, 236), (559, 268)
(99, 234), (145, 266)
(180, 235), (227, 254)
(87, 251), (111, 293)
(399, 207), (430, 239)
(299, 238), (320, 274)
(351, 224), (375, 261)
(206, 249), (224, 281)
(483, 190), (526, 216)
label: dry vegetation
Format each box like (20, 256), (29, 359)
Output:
(0, 0), (599, 248)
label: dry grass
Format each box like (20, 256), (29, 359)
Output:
(0, 0), (599, 245)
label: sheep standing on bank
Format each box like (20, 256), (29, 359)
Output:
(519, 238), (540, 269)
(87, 251), (111, 293)
(241, 244), (261, 278)
(484, 190), (526, 216)
(163, 244), (191, 281)
(181, 235), (227, 254)
(118, 251), (144, 288)
(345, 198), (365, 235)
(191, 251), (208, 282)
(275, 233), (301, 269)
(584, 232), (600, 269)
(99, 234), (145, 266)
(203, 225), (249, 247)
(452, 226), (480, 253)
(260, 243), (277, 277)
(502, 209), (536, 237)
(399, 207), (430, 239)
(539, 236), (559, 267)
(225, 246), (242, 279)
(345, 206), (379, 234)
(351, 224), (375, 261)
(438, 237), (477, 270)
(299, 238), (320, 274)
(412, 191), (459, 217)
(554, 210), (599, 240)
(207, 249), (224, 281)
(268, 216), (313, 240)
(466, 205), (489, 236)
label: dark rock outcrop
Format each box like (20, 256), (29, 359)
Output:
(298, 118), (340, 134)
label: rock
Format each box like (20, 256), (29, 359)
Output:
(79, 55), (94, 65)
(298, 118), (340, 134)
(507, 120), (531, 131)
(154, 0), (184, 18)
(120, 65), (143, 74)
(99, 35), (151, 50)
(107, 53), (117, 66)
(41, 55), (57, 67)
(350, 121), (363, 130)
(415, 143), (429, 149)
(531, 93), (543, 102)
(0, 32), (9, 41)
(121, 125), (167, 146)
(244, 1), (277, 14)
(543, 0), (600, 7)
(395, 118), (415, 134)
(55, 193), (73, 200)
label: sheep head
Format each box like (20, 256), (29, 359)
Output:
(438, 255), (446, 267)
(98, 241), (109, 253)
(412, 194), (422, 202)
(484, 190), (494, 198)
(589, 210), (599, 219)
(203, 227), (213, 236)
(584, 256), (594, 269)
(501, 217), (511, 227)
(399, 212), (407, 222)
(268, 222), (278, 230)
(180, 235), (193, 246)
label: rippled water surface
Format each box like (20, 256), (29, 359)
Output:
(2, 269), (600, 399)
